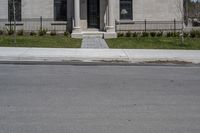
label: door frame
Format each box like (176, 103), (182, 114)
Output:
(87, 0), (100, 28)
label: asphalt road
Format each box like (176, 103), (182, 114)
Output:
(0, 64), (200, 133)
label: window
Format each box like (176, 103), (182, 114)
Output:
(8, 0), (21, 21)
(120, 0), (133, 20)
(54, 0), (67, 21)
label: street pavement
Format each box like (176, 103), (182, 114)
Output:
(0, 64), (200, 133)
(0, 47), (200, 64)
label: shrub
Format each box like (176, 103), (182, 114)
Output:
(132, 32), (138, 37)
(196, 30), (200, 38)
(50, 30), (56, 36)
(64, 31), (70, 37)
(141, 32), (149, 37)
(150, 32), (156, 37)
(125, 31), (132, 37)
(17, 29), (24, 36)
(183, 32), (189, 38)
(30, 31), (37, 36)
(38, 29), (44, 36)
(0, 29), (3, 35)
(6, 28), (14, 35)
(173, 32), (180, 37)
(192, 19), (200, 27)
(38, 28), (47, 36)
(156, 31), (163, 37)
(190, 30), (196, 38)
(189, 30), (200, 38)
(166, 32), (173, 37)
(117, 33), (124, 37)
(43, 28), (48, 35)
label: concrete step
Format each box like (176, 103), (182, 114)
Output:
(82, 32), (104, 38)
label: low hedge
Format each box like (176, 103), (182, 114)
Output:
(117, 30), (200, 38)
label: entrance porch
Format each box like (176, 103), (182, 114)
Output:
(71, 0), (117, 38)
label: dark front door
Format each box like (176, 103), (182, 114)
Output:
(87, 0), (100, 28)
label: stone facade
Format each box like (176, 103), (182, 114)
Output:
(22, 0), (54, 18)
(0, 0), (8, 19)
(0, 0), (183, 38)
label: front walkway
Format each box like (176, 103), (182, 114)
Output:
(81, 37), (109, 49)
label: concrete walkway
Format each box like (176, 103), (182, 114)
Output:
(0, 47), (200, 64)
(81, 37), (109, 49)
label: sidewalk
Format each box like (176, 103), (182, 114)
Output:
(0, 47), (200, 64)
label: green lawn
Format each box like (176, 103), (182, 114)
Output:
(0, 36), (81, 48)
(1, 36), (200, 50)
(106, 37), (200, 50)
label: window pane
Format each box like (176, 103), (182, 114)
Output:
(54, 0), (67, 21)
(8, 0), (21, 21)
(120, 0), (132, 20)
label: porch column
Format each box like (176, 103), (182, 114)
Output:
(107, 0), (115, 32)
(74, 0), (81, 32)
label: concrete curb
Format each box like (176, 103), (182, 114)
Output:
(0, 47), (200, 64)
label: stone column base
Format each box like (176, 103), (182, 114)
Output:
(72, 27), (81, 33)
(106, 26), (115, 33)
(104, 32), (117, 39)
(71, 32), (83, 38)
